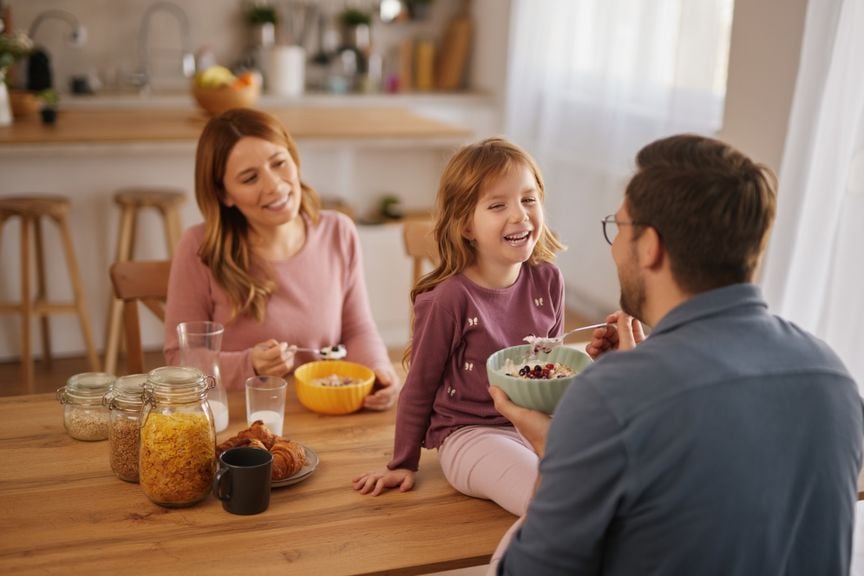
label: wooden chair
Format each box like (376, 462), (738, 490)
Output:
(109, 260), (171, 375)
(103, 187), (186, 375)
(402, 218), (439, 287)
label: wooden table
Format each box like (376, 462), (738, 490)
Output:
(0, 387), (514, 575)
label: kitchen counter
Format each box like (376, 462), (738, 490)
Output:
(0, 106), (473, 147)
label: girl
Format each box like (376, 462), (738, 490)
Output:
(164, 108), (399, 409)
(352, 138), (566, 515)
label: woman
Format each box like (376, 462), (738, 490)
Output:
(164, 108), (399, 409)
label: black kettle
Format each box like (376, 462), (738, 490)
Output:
(27, 47), (53, 91)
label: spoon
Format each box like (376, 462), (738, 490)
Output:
(294, 344), (347, 360)
(524, 323), (609, 355)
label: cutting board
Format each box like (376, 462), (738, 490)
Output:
(436, 8), (473, 91)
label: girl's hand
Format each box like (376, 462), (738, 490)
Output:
(352, 468), (415, 496)
(251, 340), (296, 377)
(363, 365), (402, 411)
(585, 312), (645, 360)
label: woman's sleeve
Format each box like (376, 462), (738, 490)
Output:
(163, 229), (254, 388)
(336, 216), (391, 372)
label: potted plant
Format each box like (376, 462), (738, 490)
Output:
(0, 27), (34, 126)
(406, 0), (434, 21)
(338, 8), (372, 28)
(38, 88), (58, 125)
(245, 3), (278, 48)
(338, 8), (373, 51)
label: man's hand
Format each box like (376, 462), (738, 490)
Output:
(489, 385), (551, 458)
(585, 312), (645, 360)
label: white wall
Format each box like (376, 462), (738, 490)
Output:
(719, 0), (809, 173)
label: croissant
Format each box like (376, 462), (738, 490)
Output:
(216, 436), (269, 455)
(235, 420), (277, 450)
(270, 439), (307, 480)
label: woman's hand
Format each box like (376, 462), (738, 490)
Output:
(352, 468), (415, 496)
(251, 340), (296, 377)
(585, 312), (645, 360)
(363, 365), (402, 411)
(488, 385), (551, 458)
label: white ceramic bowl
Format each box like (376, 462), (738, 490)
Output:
(486, 344), (592, 413)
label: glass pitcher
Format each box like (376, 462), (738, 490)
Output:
(177, 321), (229, 433)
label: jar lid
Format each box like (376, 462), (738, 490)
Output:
(147, 366), (206, 386)
(144, 366), (213, 404)
(57, 372), (116, 404)
(104, 373), (147, 408)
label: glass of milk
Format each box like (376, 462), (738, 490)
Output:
(245, 375), (287, 437)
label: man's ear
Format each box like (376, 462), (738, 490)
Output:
(638, 226), (664, 270)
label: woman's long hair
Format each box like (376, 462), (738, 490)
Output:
(195, 108), (321, 322)
(403, 137), (565, 364)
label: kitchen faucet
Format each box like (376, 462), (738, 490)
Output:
(133, 1), (196, 92)
(28, 9), (88, 46)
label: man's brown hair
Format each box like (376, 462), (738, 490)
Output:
(625, 134), (777, 294)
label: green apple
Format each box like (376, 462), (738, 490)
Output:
(195, 65), (236, 88)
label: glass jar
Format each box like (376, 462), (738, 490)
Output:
(56, 372), (115, 441)
(103, 374), (147, 483)
(139, 366), (216, 508)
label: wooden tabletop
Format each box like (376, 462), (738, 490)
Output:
(0, 106), (472, 146)
(0, 386), (514, 575)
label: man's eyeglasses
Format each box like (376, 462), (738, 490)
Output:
(601, 215), (647, 245)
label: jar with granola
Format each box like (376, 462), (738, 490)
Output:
(56, 372), (115, 441)
(103, 374), (147, 483)
(139, 366), (216, 508)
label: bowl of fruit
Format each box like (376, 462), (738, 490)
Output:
(192, 65), (261, 116)
(486, 344), (592, 414)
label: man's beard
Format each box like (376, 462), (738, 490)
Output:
(618, 250), (645, 321)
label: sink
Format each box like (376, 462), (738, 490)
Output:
(63, 90), (196, 109)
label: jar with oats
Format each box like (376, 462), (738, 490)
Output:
(103, 374), (147, 483)
(140, 366), (216, 507)
(56, 372), (115, 441)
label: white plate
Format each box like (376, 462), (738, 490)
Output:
(271, 444), (319, 489)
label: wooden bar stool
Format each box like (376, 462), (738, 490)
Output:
(103, 187), (186, 375)
(0, 196), (100, 392)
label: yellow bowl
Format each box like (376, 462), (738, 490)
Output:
(294, 361), (375, 415)
(192, 82), (261, 116)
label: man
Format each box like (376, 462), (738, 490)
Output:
(489, 134), (863, 575)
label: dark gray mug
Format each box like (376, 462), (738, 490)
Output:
(213, 447), (273, 515)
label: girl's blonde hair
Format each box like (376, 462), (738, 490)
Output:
(404, 137), (565, 364)
(195, 108), (321, 322)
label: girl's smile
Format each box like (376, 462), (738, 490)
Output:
(464, 162), (543, 287)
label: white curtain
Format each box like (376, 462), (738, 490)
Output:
(504, 0), (734, 314)
(760, 0), (864, 392)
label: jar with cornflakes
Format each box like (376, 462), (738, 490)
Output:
(139, 366), (216, 507)
(56, 372), (115, 441)
(103, 374), (147, 483)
